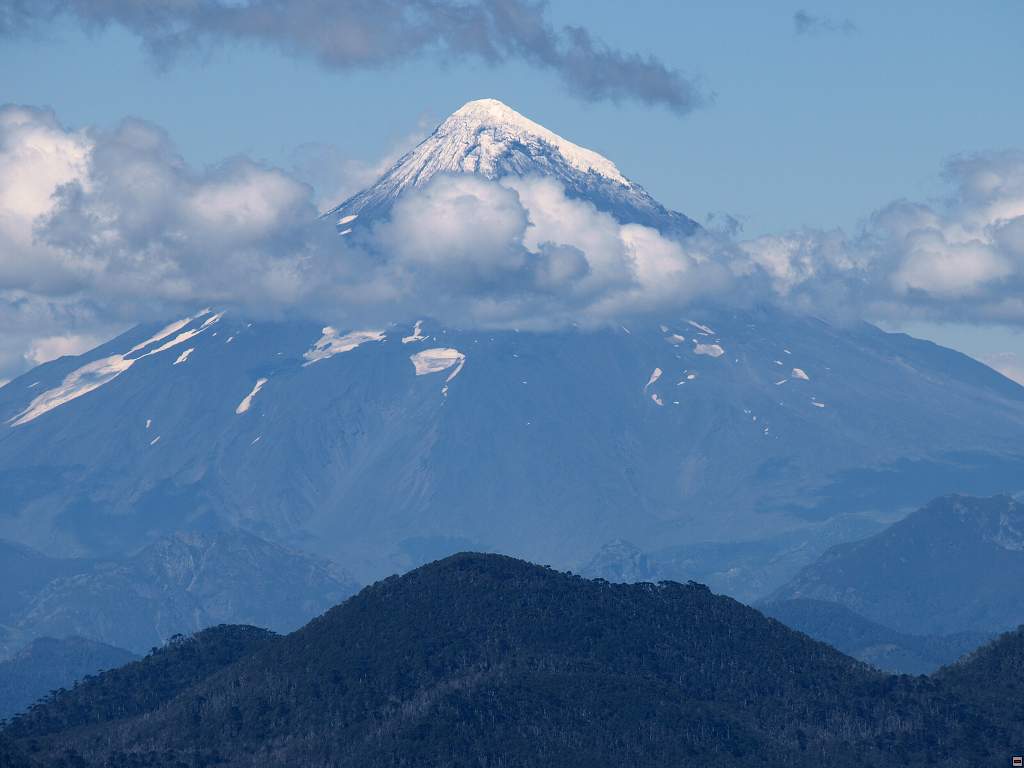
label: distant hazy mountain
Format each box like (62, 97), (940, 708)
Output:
(1, 100), (1023, 593)
(0, 530), (357, 657)
(4, 554), (1023, 767)
(580, 512), (887, 602)
(0, 637), (137, 720)
(770, 494), (1024, 635)
(1, 624), (273, 759)
(760, 598), (991, 675)
(580, 539), (658, 582)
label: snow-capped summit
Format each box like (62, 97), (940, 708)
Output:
(442, 98), (629, 185)
(324, 98), (698, 237)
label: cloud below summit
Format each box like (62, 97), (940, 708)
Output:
(0, 104), (727, 375)
(1, 104), (1024, 381)
(0, 0), (708, 115)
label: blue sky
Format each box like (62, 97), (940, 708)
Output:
(0, 0), (1022, 377)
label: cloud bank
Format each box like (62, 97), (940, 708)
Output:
(0, 104), (726, 376)
(0, 0), (708, 115)
(739, 150), (1024, 326)
(1, 104), (1024, 381)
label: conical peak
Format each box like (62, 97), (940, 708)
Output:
(437, 98), (628, 186)
(449, 98), (524, 123)
(323, 97), (703, 228)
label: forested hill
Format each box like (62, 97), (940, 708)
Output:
(3, 553), (1023, 767)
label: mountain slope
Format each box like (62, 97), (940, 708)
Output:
(0, 637), (137, 720)
(4, 554), (1023, 767)
(770, 494), (1024, 635)
(1, 308), (1023, 591)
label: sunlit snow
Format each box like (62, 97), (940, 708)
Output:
(10, 310), (220, 426)
(644, 368), (663, 391)
(402, 321), (427, 344)
(303, 328), (385, 366)
(694, 341), (725, 358)
(410, 348), (466, 382)
(235, 378), (268, 414)
(688, 320), (716, 335)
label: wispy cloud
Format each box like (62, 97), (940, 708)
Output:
(0, 0), (709, 115)
(793, 9), (857, 36)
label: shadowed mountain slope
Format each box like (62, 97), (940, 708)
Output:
(771, 494), (1024, 635)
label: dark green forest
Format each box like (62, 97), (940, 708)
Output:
(2, 553), (1022, 767)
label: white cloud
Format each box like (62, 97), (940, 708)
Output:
(735, 151), (1024, 325)
(890, 231), (1011, 297)
(361, 174), (732, 328)
(24, 334), (106, 367)
(0, 104), (739, 377)
(2, 103), (1024, 383)
(375, 175), (528, 279)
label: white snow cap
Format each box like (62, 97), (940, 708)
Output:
(329, 99), (632, 223)
(442, 99), (629, 186)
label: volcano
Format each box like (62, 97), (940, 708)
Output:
(1, 99), (1022, 595)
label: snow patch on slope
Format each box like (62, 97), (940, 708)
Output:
(236, 378), (268, 415)
(173, 348), (194, 365)
(402, 321), (426, 344)
(410, 348), (466, 382)
(688, 320), (716, 335)
(10, 310), (220, 426)
(693, 341), (725, 358)
(303, 328), (385, 366)
(644, 368), (662, 391)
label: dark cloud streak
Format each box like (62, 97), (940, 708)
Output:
(0, 0), (708, 114)
(793, 9), (857, 36)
